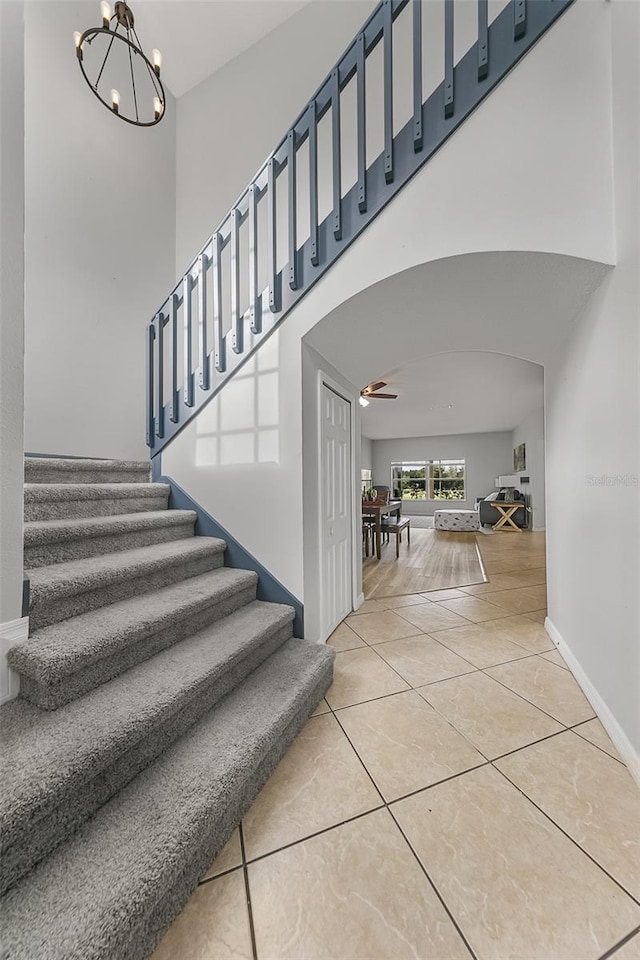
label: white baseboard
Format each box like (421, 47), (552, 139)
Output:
(0, 616), (27, 704)
(545, 616), (640, 786)
(354, 592), (366, 611)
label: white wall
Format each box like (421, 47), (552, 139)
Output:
(163, 0), (616, 640)
(175, 0), (377, 274)
(361, 436), (373, 474)
(0, 0), (26, 702)
(545, 0), (640, 772)
(23, 1), (176, 460)
(371, 432), (512, 516)
(512, 406), (545, 530)
(0, 0), (25, 625)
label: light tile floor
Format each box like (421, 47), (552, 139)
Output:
(152, 531), (640, 960)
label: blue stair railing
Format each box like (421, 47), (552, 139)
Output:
(146, 0), (573, 455)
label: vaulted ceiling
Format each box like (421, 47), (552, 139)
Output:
(133, 0), (312, 99)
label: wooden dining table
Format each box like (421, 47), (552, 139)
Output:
(362, 499), (403, 560)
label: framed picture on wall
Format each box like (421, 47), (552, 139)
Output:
(514, 443), (526, 472)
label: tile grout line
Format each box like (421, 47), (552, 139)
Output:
(420, 642), (554, 672)
(351, 613), (487, 682)
(414, 689), (563, 765)
(330, 683), (494, 766)
(571, 721), (627, 766)
(325, 697), (481, 960)
(355, 599), (548, 640)
(348, 625), (577, 732)
(477, 659), (596, 729)
(238, 686), (630, 949)
(329, 686), (416, 712)
(203, 531), (621, 956)
(384, 760), (492, 806)
(355, 625), (555, 669)
(332, 646), (570, 762)
(336, 593), (602, 767)
(487, 719), (607, 763)
(408, 600), (598, 735)
(241, 803), (387, 869)
(239, 823), (259, 960)
(490, 763), (640, 909)
(598, 926), (640, 960)
(387, 804), (481, 960)
(351, 602), (591, 732)
(250, 542), (627, 955)
(198, 863), (242, 887)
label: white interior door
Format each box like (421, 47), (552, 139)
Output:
(321, 383), (352, 635)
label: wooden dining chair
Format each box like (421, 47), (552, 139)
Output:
(381, 517), (411, 558)
(362, 518), (376, 557)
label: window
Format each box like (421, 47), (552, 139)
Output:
(391, 459), (465, 501)
(361, 468), (372, 496)
(391, 462), (427, 500)
(428, 459), (465, 500)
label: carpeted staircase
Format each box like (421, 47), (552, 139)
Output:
(0, 458), (334, 960)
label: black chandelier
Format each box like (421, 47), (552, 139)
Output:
(74, 2), (165, 127)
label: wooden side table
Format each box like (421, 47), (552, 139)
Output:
(490, 501), (525, 531)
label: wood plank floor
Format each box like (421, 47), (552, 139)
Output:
(363, 527), (486, 598)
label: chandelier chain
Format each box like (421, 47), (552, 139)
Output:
(94, 22), (119, 91)
(126, 33), (139, 122)
(132, 26), (162, 100)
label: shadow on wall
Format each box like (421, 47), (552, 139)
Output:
(195, 333), (280, 467)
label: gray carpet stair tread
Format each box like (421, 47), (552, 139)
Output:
(24, 509), (197, 547)
(25, 458), (150, 483)
(23, 481), (170, 502)
(10, 568), (258, 683)
(0, 600), (295, 845)
(23, 483), (172, 521)
(28, 537), (226, 605)
(0, 638), (334, 960)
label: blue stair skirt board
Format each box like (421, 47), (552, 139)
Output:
(151, 457), (304, 638)
(22, 575), (30, 619)
(145, 0), (575, 458)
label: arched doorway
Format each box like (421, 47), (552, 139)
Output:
(301, 250), (609, 640)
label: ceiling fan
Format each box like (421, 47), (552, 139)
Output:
(360, 380), (398, 405)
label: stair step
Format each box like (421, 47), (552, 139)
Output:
(0, 601), (298, 895)
(25, 457), (151, 484)
(23, 510), (197, 569)
(0, 638), (333, 960)
(28, 537), (226, 630)
(11, 568), (259, 709)
(29, 537), (226, 631)
(24, 482), (170, 521)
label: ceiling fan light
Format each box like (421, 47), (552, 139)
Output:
(359, 396), (370, 408)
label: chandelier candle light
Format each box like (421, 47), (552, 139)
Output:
(73, 1), (165, 127)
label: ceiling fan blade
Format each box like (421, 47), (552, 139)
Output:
(369, 392), (398, 399)
(364, 380), (387, 394)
